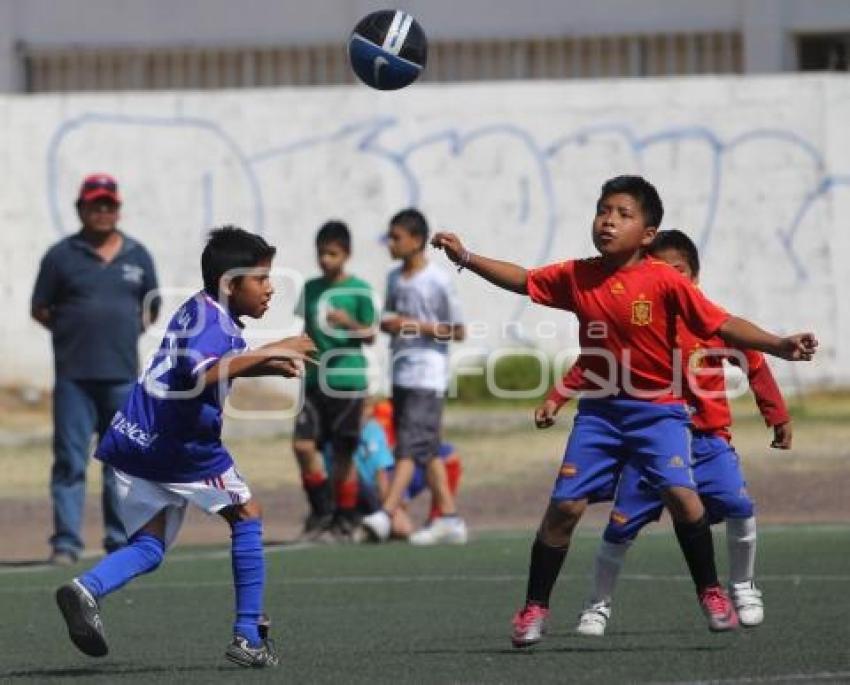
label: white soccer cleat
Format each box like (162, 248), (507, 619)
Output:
(729, 581), (764, 627)
(361, 510), (391, 542)
(409, 516), (468, 546)
(575, 600), (611, 637)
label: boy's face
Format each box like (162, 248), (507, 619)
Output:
(652, 247), (697, 283)
(317, 241), (349, 276)
(386, 224), (422, 260)
(592, 192), (656, 258)
(227, 257), (274, 318)
(78, 200), (120, 235)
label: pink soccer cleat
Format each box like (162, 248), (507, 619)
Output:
(511, 603), (550, 648)
(699, 585), (739, 632)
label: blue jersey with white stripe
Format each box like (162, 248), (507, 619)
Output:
(96, 292), (247, 483)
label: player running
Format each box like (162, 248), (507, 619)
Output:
(54, 227), (315, 668)
(431, 175), (817, 646)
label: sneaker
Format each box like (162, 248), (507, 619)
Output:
(329, 512), (360, 544)
(49, 549), (79, 567)
(511, 603), (549, 648)
(361, 510), (392, 542)
(698, 585), (739, 632)
(729, 581), (764, 627)
(298, 513), (332, 542)
(225, 635), (279, 668)
(409, 516), (468, 546)
(575, 600), (611, 637)
(55, 579), (108, 657)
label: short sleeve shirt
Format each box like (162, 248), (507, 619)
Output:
(95, 293), (245, 483)
(384, 262), (464, 392)
(296, 275), (375, 391)
(31, 231), (159, 381)
(526, 256), (729, 403)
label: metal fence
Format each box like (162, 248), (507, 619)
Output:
(22, 31), (743, 92)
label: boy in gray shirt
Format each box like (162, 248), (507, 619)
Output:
(361, 209), (467, 545)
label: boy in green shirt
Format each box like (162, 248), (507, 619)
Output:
(293, 221), (377, 540)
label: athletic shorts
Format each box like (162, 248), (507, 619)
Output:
(114, 466), (252, 549)
(294, 385), (364, 456)
(603, 431), (755, 543)
(392, 385), (444, 464)
(550, 398), (696, 504)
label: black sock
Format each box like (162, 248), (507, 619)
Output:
(305, 480), (332, 518)
(674, 516), (719, 593)
(525, 536), (568, 608)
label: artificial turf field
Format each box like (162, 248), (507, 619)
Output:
(2, 526), (848, 684)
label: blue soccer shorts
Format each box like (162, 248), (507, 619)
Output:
(603, 431), (755, 543)
(550, 398), (696, 504)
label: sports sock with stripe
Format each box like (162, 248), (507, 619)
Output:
(79, 531), (165, 599)
(231, 518), (265, 647)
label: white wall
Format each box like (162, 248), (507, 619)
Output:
(3, 74), (848, 391)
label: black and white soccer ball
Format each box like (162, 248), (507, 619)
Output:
(348, 10), (428, 90)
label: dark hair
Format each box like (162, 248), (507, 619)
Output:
(648, 229), (700, 276)
(389, 208), (429, 249)
(598, 175), (664, 229)
(316, 220), (351, 252)
(201, 226), (276, 295)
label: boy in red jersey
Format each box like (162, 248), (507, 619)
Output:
(536, 230), (790, 637)
(431, 176), (817, 646)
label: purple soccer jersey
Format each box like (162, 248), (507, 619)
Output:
(96, 292), (247, 482)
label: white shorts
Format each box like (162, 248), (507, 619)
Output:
(114, 466), (252, 549)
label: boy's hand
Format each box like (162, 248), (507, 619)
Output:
(777, 333), (818, 361)
(770, 421), (793, 449)
(381, 315), (419, 336)
(431, 232), (466, 264)
(265, 359), (302, 377)
(267, 334), (317, 362)
(326, 308), (354, 329)
(534, 399), (562, 429)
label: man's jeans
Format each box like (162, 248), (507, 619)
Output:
(50, 378), (133, 556)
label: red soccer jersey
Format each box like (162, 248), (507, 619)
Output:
(527, 256), (730, 404)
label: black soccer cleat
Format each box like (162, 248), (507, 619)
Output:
(55, 579), (108, 657)
(225, 634), (279, 668)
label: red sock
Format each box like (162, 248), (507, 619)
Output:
(429, 456), (463, 520)
(335, 479), (358, 511)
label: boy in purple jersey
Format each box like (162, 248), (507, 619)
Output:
(54, 227), (315, 668)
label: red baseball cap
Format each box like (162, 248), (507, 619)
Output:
(78, 173), (121, 204)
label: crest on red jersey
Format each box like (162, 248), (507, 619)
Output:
(630, 297), (652, 326)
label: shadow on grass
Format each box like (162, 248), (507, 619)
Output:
(415, 644), (727, 656)
(2, 662), (238, 680)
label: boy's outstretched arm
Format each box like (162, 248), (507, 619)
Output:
(203, 334), (317, 384)
(718, 317), (817, 362)
(431, 232), (528, 295)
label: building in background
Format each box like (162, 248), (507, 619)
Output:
(0, 0), (848, 93)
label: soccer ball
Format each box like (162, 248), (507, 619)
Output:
(348, 10), (428, 90)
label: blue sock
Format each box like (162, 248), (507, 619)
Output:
(231, 518), (265, 647)
(79, 532), (165, 599)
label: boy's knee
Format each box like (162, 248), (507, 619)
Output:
(222, 499), (263, 525)
(539, 499), (586, 546)
(661, 486), (704, 523)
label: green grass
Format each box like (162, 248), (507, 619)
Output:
(2, 526), (849, 684)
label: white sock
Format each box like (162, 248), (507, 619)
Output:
(589, 540), (631, 605)
(726, 516), (757, 585)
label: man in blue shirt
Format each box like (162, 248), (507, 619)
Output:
(54, 226), (315, 668)
(31, 174), (160, 565)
